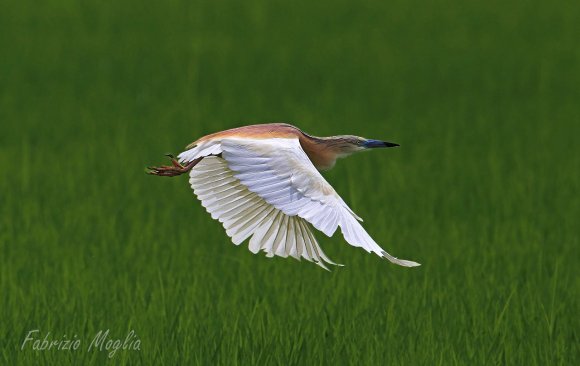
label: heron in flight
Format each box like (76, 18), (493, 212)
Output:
(148, 123), (419, 270)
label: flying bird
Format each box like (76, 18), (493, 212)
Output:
(148, 123), (419, 270)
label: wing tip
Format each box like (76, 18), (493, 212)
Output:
(381, 251), (421, 267)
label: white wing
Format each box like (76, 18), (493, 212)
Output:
(178, 140), (222, 163)
(189, 156), (339, 269)
(180, 137), (420, 268)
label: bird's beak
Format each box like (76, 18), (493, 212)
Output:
(363, 139), (400, 148)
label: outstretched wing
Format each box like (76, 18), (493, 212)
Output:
(190, 156), (339, 269)
(220, 138), (419, 267)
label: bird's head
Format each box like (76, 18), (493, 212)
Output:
(301, 131), (400, 170)
(327, 135), (400, 157)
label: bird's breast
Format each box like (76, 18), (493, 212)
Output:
(299, 140), (338, 171)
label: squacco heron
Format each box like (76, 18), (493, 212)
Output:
(148, 123), (420, 270)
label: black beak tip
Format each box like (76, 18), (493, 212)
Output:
(363, 139), (400, 148)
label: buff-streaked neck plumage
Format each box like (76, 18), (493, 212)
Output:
(187, 123), (399, 171)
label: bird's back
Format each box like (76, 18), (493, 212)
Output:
(186, 123), (302, 149)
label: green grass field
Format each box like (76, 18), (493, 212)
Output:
(1, 0), (579, 364)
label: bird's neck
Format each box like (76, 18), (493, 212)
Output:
(298, 134), (344, 171)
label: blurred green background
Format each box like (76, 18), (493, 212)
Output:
(1, 0), (579, 364)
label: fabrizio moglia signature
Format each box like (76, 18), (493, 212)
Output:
(21, 329), (141, 358)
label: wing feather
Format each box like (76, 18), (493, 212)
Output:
(285, 218), (296, 258)
(297, 219), (315, 262)
(262, 210), (284, 257)
(227, 204), (272, 243)
(178, 141), (222, 163)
